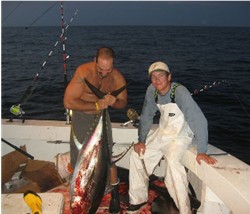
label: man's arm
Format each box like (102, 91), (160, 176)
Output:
(175, 86), (217, 165)
(175, 86), (208, 153)
(138, 85), (158, 142)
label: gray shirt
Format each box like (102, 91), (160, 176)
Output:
(139, 82), (208, 154)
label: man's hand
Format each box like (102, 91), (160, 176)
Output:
(104, 94), (116, 106)
(134, 142), (146, 156)
(196, 153), (217, 165)
(96, 99), (108, 110)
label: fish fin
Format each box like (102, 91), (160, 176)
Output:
(111, 82), (130, 97)
(85, 78), (130, 98)
(84, 78), (105, 98)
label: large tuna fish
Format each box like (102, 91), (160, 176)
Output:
(70, 79), (129, 213)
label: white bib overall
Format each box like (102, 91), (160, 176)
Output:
(129, 102), (194, 214)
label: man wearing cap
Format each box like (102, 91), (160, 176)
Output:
(126, 61), (217, 214)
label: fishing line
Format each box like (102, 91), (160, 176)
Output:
(191, 79), (249, 118)
(25, 2), (58, 30)
(2, 1), (23, 23)
(3, 2), (59, 44)
(225, 81), (250, 118)
(9, 8), (79, 118)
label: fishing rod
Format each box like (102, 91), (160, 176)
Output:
(1, 138), (34, 160)
(60, 1), (70, 124)
(61, 2), (68, 89)
(191, 79), (249, 118)
(190, 79), (227, 96)
(121, 79), (228, 127)
(9, 8), (79, 121)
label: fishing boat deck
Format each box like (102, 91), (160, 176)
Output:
(48, 179), (168, 214)
(1, 119), (250, 213)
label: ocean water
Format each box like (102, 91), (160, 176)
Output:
(2, 26), (250, 164)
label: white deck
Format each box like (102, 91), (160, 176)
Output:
(1, 118), (250, 214)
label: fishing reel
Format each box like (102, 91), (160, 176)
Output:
(121, 108), (140, 128)
(9, 104), (26, 123)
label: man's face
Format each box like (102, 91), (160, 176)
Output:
(96, 57), (113, 78)
(151, 71), (171, 93)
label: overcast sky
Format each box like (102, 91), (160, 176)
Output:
(1, 1), (250, 27)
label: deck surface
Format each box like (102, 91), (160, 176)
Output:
(49, 179), (175, 214)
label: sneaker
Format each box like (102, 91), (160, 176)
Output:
(126, 202), (147, 213)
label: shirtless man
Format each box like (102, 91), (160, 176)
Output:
(64, 47), (127, 214)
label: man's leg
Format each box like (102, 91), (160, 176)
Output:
(128, 139), (163, 206)
(127, 145), (163, 213)
(164, 139), (192, 214)
(109, 164), (120, 214)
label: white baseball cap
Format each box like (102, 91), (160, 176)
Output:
(148, 61), (170, 76)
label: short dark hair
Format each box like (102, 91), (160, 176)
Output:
(96, 47), (116, 62)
